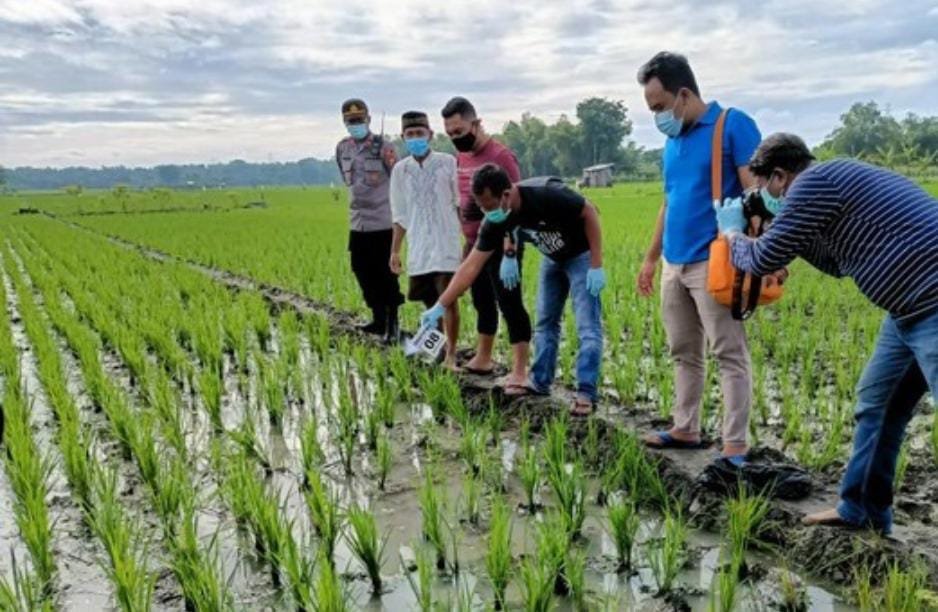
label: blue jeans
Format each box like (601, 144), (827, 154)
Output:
(837, 308), (938, 533)
(528, 251), (603, 401)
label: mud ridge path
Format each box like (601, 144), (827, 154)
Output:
(49, 213), (938, 590)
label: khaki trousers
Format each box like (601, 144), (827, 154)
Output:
(661, 260), (752, 445)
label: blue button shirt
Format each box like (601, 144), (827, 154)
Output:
(662, 102), (761, 264)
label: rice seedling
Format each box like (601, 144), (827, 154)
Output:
(198, 364), (224, 431)
(89, 469), (156, 612)
(565, 547), (587, 611)
(853, 564), (877, 612)
(373, 431), (393, 491)
(313, 550), (348, 612)
(582, 416), (601, 470)
(606, 494), (640, 572)
(485, 496), (513, 610)
(344, 503), (388, 595)
(280, 531), (316, 611)
(0, 550), (54, 612)
(304, 469), (342, 567)
(882, 561), (928, 612)
(725, 485), (772, 560)
(519, 554), (555, 612)
(485, 399), (503, 446)
(260, 356), (287, 426)
(536, 513), (569, 596)
(460, 419), (487, 477)
(403, 544), (434, 612)
(167, 500), (234, 611)
(648, 509), (688, 595)
(546, 457), (587, 539)
(375, 383), (397, 428)
(518, 429), (543, 513)
(299, 415), (325, 487)
(777, 564), (809, 612)
(418, 467), (448, 571)
(463, 471), (482, 525)
(365, 405), (382, 451)
(709, 554), (743, 612)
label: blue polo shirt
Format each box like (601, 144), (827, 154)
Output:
(662, 101), (761, 264)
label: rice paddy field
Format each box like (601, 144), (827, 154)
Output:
(0, 183), (936, 611)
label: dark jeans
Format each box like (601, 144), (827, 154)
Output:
(837, 308), (938, 533)
(348, 230), (403, 316)
(468, 243), (531, 344)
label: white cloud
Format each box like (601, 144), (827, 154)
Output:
(1, 0), (936, 167)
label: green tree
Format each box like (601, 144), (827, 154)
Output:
(546, 114), (583, 178)
(502, 113), (558, 177)
(820, 101), (903, 159)
(576, 97), (633, 167)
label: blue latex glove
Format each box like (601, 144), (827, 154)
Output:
(586, 267), (606, 297)
(420, 302), (446, 328)
(714, 197), (746, 234)
(499, 254), (520, 290)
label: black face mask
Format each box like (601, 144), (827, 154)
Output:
(451, 130), (476, 152)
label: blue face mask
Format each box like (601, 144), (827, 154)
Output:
(347, 123), (369, 140)
(760, 186), (785, 216)
(654, 94), (685, 138)
(484, 204), (509, 224)
(405, 137), (430, 158)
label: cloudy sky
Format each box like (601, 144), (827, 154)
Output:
(2, 0), (937, 168)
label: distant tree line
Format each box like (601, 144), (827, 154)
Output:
(2, 158), (340, 191)
(2, 99), (936, 192)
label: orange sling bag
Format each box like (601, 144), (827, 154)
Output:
(706, 109), (783, 320)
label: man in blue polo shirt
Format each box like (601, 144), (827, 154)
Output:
(635, 51), (762, 464)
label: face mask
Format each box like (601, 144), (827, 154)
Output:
(347, 123), (368, 140)
(451, 129), (476, 152)
(654, 93), (685, 138)
(405, 137), (430, 157)
(484, 200), (509, 224)
(760, 186), (785, 216)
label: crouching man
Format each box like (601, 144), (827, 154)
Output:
(716, 133), (938, 534)
(421, 163), (606, 415)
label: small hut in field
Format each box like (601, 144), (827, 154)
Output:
(578, 163), (615, 188)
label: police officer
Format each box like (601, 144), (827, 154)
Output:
(336, 98), (404, 343)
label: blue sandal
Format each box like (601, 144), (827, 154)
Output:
(645, 431), (706, 449)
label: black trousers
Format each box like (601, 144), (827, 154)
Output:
(469, 244), (532, 344)
(349, 230), (403, 316)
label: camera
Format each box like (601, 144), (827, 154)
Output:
(742, 188), (775, 222)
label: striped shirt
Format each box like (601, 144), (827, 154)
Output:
(731, 159), (938, 322)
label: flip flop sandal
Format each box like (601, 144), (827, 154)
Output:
(463, 366), (495, 376)
(717, 454), (748, 468)
(644, 431), (706, 450)
(503, 383), (534, 397)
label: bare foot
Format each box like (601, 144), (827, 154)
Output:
(802, 508), (851, 527)
(465, 355), (495, 373)
(497, 374), (528, 388)
(443, 356), (461, 372)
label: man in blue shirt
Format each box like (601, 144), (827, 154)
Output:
(717, 133), (938, 534)
(636, 52), (762, 464)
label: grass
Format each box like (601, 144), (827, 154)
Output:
(725, 486), (772, 559)
(485, 496), (513, 610)
(518, 426), (543, 513)
(344, 503), (387, 595)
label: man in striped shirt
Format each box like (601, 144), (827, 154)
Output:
(716, 133), (938, 534)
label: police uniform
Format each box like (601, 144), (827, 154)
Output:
(336, 99), (404, 339)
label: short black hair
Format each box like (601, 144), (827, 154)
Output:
(749, 133), (815, 177)
(637, 51), (700, 97)
(441, 96), (477, 120)
(471, 163), (511, 198)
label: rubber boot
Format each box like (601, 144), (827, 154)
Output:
(358, 306), (386, 335)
